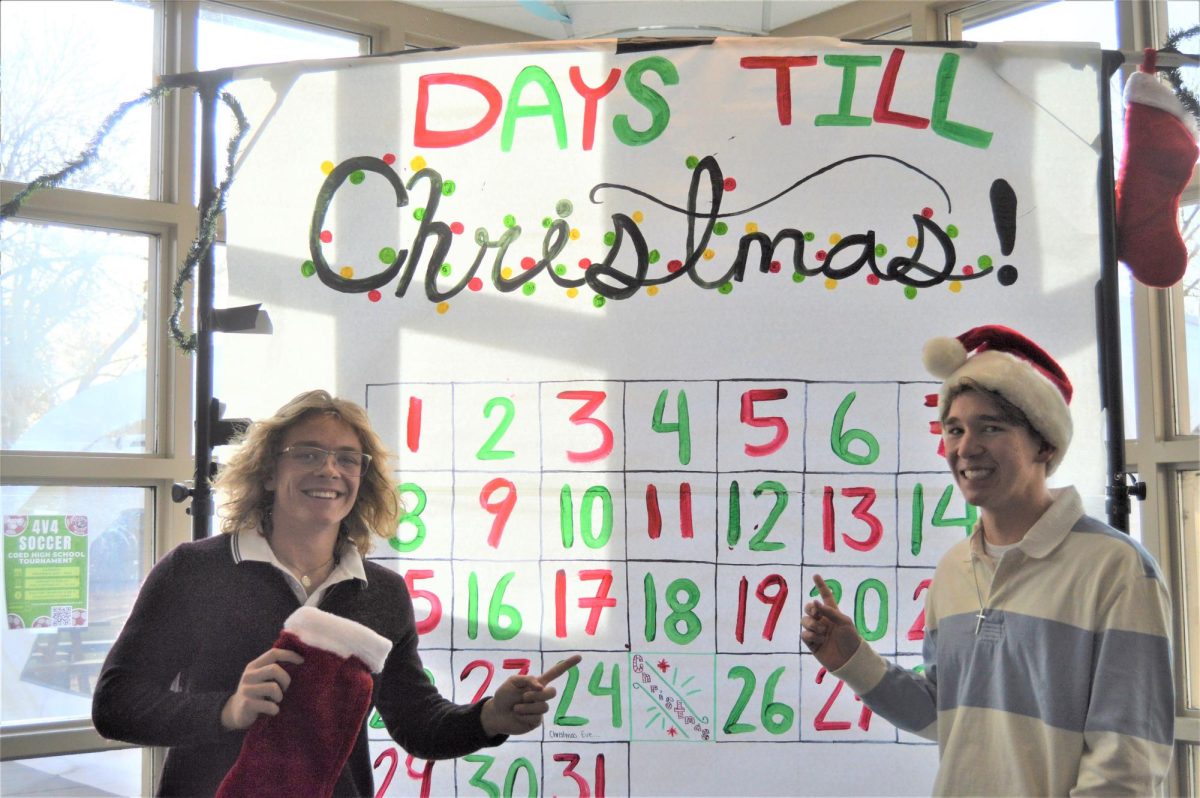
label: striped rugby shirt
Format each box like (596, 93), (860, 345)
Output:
(834, 487), (1174, 795)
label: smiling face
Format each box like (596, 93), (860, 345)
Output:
(942, 388), (1054, 517)
(264, 413), (363, 539)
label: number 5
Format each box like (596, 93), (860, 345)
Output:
(741, 388), (789, 456)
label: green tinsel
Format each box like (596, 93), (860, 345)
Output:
(1, 85), (250, 354)
(1161, 24), (1200, 123)
(1, 84), (172, 219)
(168, 91), (250, 354)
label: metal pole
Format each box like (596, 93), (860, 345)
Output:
(191, 81), (219, 540)
(1096, 50), (1135, 532)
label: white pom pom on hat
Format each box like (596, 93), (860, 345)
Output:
(924, 325), (1074, 475)
(922, 336), (969, 379)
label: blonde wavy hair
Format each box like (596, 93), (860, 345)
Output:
(214, 390), (399, 555)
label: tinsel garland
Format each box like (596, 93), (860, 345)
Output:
(0, 84), (173, 219)
(0, 86), (250, 353)
(1161, 24), (1199, 124)
(168, 92), (250, 353)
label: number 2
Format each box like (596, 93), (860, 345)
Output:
(476, 397), (516, 461)
(813, 667), (872, 731)
(907, 578), (932, 641)
(373, 748), (399, 798)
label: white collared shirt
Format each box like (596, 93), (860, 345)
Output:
(230, 527), (367, 606)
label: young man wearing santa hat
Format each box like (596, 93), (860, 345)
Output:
(802, 325), (1174, 795)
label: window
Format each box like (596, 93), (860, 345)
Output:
(1, 221), (154, 454)
(0, 0), (157, 199)
(198, 2), (366, 70)
(0, 2), (370, 792)
(1175, 206), (1199, 436)
(954, 0), (1119, 44)
(2, 487), (151, 725)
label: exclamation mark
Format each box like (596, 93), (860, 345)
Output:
(406, 396), (422, 453)
(989, 179), (1019, 286)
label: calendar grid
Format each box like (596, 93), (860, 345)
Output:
(364, 378), (963, 795)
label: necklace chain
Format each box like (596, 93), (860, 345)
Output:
(279, 553), (335, 589)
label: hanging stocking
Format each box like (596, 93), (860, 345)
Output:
(1115, 48), (1199, 289)
(216, 607), (392, 798)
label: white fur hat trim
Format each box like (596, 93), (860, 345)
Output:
(284, 606), (393, 673)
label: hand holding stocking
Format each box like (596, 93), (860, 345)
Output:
(215, 607), (392, 798)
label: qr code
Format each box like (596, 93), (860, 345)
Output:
(50, 606), (73, 627)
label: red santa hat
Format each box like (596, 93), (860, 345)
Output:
(922, 324), (1073, 475)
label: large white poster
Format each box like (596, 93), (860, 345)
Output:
(221, 38), (1106, 796)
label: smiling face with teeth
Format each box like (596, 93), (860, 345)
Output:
(942, 387), (1055, 539)
(265, 413), (364, 539)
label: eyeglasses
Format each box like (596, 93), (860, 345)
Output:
(278, 446), (371, 476)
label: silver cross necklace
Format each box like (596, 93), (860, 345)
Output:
(970, 551), (989, 634)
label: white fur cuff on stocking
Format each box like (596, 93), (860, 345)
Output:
(283, 606), (392, 673)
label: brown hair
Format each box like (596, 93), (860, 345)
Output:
(942, 379), (1051, 452)
(213, 390), (399, 554)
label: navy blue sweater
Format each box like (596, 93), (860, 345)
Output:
(93, 533), (498, 796)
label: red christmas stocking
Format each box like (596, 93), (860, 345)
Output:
(216, 607), (392, 798)
(1116, 49), (1199, 288)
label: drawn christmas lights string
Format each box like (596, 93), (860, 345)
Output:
(304, 152), (1024, 306)
(631, 654), (712, 740)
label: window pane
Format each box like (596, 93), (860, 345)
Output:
(1180, 469), (1198, 711)
(958, 0), (1123, 152)
(198, 2), (366, 72)
(1180, 743), (1199, 798)
(1, 486), (149, 725)
(1167, 1), (1200, 46)
(1166, 2), (1199, 137)
(0, 220), (153, 453)
(1177, 203), (1198, 435)
(0, 0), (155, 199)
(958, 0), (1118, 47)
(958, 2), (1138, 436)
(195, 3), (367, 202)
(0, 749), (142, 797)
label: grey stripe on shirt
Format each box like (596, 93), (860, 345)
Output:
(932, 610), (1173, 745)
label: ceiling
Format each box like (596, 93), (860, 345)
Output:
(399, 0), (856, 39)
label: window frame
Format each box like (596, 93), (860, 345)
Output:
(0, 0), (379, 783)
(0, 0), (539, 787)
